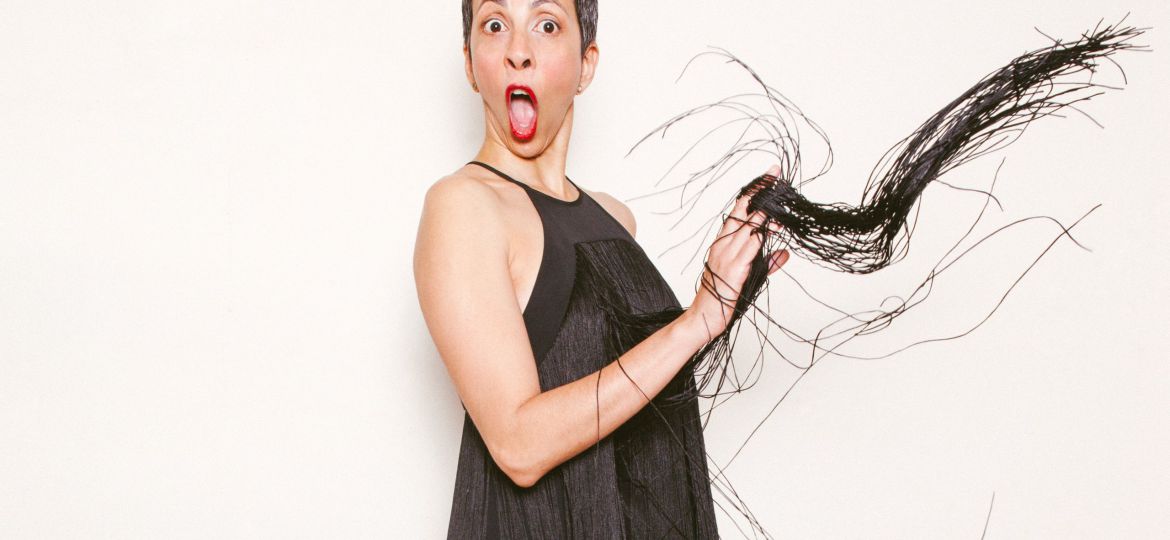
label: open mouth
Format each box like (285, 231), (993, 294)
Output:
(506, 84), (538, 141)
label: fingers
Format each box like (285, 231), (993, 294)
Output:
(718, 163), (781, 242)
(767, 249), (790, 275)
(738, 164), (783, 247)
(735, 210), (767, 250)
(718, 191), (753, 241)
(736, 205), (778, 247)
(710, 164), (786, 279)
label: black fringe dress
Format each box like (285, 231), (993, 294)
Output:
(446, 161), (719, 539)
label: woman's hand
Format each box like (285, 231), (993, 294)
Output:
(682, 164), (790, 341)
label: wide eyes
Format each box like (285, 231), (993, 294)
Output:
(482, 17), (560, 35)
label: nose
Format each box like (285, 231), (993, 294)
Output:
(505, 31), (533, 70)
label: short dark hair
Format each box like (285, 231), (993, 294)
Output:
(462, 0), (597, 57)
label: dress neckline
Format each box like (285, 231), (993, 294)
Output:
(467, 160), (585, 206)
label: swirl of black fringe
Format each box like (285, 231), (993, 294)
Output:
(642, 20), (1145, 410)
(745, 22), (1144, 274)
(589, 19), (1147, 538)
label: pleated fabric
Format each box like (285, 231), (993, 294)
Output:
(446, 162), (718, 539)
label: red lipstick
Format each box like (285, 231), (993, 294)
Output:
(505, 83), (538, 141)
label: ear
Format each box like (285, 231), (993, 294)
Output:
(464, 43), (478, 93)
(576, 41), (600, 94)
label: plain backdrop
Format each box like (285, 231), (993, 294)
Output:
(2, 1), (1168, 538)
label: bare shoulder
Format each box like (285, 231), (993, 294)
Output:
(415, 168), (511, 269)
(423, 168), (506, 217)
(582, 188), (637, 239)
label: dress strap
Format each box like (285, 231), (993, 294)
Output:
(467, 160), (584, 206)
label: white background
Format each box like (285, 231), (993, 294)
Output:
(2, 1), (1168, 538)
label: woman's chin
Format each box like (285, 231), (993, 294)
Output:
(505, 126), (545, 152)
(489, 117), (559, 156)
(508, 138), (546, 158)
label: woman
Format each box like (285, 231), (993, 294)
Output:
(413, 0), (790, 536)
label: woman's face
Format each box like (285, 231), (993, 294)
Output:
(464, 0), (598, 156)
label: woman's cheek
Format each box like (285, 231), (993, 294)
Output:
(550, 62), (580, 95)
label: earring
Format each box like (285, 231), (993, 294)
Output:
(472, 82), (479, 92)
(577, 85), (583, 94)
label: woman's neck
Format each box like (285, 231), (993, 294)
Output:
(473, 102), (576, 198)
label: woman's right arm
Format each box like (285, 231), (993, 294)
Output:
(413, 169), (787, 488)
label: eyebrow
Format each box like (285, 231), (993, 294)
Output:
(482, 0), (561, 9)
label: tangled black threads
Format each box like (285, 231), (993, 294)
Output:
(741, 21), (1146, 274)
(613, 18), (1147, 538)
(630, 19), (1147, 410)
